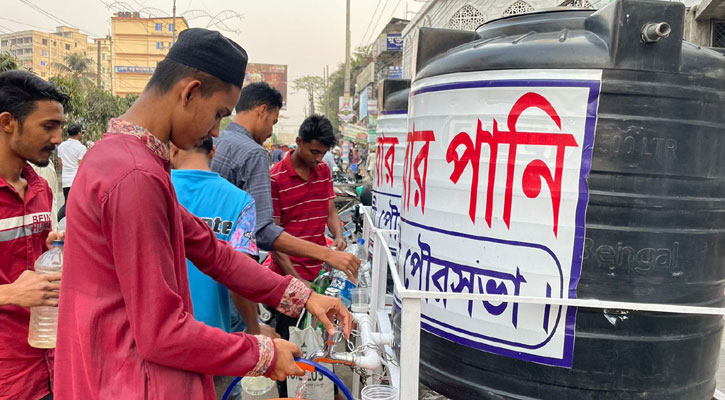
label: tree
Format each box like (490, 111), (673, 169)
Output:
(0, 51), (18, 73)
(49, 75), (137, 142)
(292, 76), (326, 116)
(53, 53), (97, 89)
(49, 75), (86, 127)
(84, 87), (123, 141)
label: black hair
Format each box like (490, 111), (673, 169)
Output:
(235, 82), (283, 112)
(145, 58), (231, 97)
(67, 123), (83, 136)
(192, 135), (214, 155)
(298, 114), (336, 148)
(0, 70), (67, 124)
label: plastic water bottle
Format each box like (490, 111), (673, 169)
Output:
(345, 241), (360, 262)
(355, 238), (367, 262)
(28, 240), (63, 349)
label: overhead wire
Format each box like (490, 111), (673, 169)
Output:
(359, 0), (384, 47)
(361, 0), (392, 47)
(368, 0), (404, 46)
(16, 0), (103, 37)
(0, 17), (52, 31)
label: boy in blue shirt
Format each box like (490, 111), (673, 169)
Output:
(170, 136), (277, 399)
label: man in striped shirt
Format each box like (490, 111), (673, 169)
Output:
(269, 115), (345, 328)
(0, 70), (66, 400)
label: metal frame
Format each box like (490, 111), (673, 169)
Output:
(360, 206), (725, 400)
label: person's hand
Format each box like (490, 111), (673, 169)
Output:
(259, 323), (280, 339)
(4, 270), (61, 307)
(267, 339), (304, 381)
(305, 291), (352, 339)
(332, 236), (347, 252)
(45, 231), (65, 249)
(324, 249), (360, 284)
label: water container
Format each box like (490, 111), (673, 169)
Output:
(399, 0), (725, 398)
(361, 384), (398, 400)
(371, 79), (410, 261)
(28, 240), (63, 348)
(330, 243), (360, 308)
(374, 80), (411, 358)
(355, 238), (367, 262)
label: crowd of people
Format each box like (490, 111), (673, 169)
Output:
(0, 28), (361, 400)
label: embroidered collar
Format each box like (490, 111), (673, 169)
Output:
(107, 118), (169, 161)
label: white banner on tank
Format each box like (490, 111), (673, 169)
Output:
(399, 69), (602, 367)
(372, 111), (408, 259)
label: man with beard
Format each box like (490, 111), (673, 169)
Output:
(0, 70), (66, 400)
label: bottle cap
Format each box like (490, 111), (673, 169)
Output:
(357, 238), (365, 245)
(52, 240), (64, 246)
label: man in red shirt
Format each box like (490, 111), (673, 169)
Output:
(54, 29), (350, 400)
(0, 70), (66, 400)
(270, 115), (345, 340)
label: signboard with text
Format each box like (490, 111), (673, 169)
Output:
(399, 69), (601, 367)
(244, 63), (288, 110)
(386, 33), (403, 51)
(115, 66), (154, 74)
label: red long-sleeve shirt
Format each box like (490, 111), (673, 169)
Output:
(0, 165), (53, 400)
(54, 119), (312, 400)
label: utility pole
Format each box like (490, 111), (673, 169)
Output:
(96, 40), (101, 87)
(343, 0), (351, 102)
(323, 66), (329, 119)
(172, 0), (177, 44)
(109, 34), (113, 94)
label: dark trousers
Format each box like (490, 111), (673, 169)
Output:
(57, 187), (71, 221)
(274, 311), (299, 397)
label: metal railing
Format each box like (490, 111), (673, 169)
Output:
(360, 206), (725, 400)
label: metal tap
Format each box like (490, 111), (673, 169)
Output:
(310, 325), (355, 366)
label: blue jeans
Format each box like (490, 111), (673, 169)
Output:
(229, 303), (247, 333)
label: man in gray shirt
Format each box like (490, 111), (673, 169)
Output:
(212, 82), (359, 280)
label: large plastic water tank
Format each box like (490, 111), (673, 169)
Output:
(397, 0), (725, 398)
(372, 79), (410, 259)
(372, 79), (411, 359)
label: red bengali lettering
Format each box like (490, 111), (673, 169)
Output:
(445, 92), (578, 236)
(402, 126), (436, 214)
(375, 136), (399, 188)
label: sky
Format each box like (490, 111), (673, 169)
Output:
(0, 0), (424, 133)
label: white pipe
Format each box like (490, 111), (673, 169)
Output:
(371, 332), (391, 346)
(353, 313), (383, 370)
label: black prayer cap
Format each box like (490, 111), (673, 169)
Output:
(166, 28), (248, 87)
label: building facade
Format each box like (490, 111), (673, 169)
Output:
(684, 0), (725, 49)
(111, 12), (189, 96)
(0, 26), (91, 79)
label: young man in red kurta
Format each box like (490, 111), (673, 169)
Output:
(0, 70), (67, 400)
(54, 28), (350, 400)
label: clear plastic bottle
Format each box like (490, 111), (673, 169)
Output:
(355, 238), (367, 262)
(28, 240), (63, 349)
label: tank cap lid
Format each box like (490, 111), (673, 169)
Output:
(52, 240), (64, 246)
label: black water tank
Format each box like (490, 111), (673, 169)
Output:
(403, 1), (725, 399)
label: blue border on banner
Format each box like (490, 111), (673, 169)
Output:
(381, 110), (407, 116)
(372, 189), (402, 199)
(402, 77), (600, 368)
